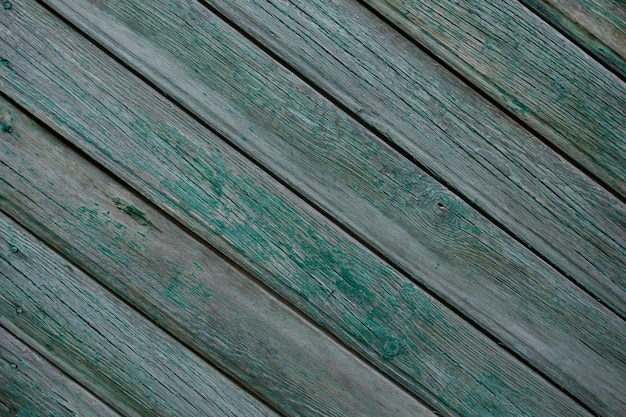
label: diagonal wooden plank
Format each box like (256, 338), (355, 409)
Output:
(0, 214), (279, 417)
(40, 0), (626, 319)
(0, 326), (121, 417)
(18, 0), (626, 413)
(357, 0), (626, 197)
(0, 96), (433, 417)
(520, 0), (626, 78)
(0, 1), (619, 415)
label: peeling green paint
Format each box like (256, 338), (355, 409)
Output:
(113, 198), (154, 228)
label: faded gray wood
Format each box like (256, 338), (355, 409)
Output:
(520, 0), (626, 78)
(0, 326), (121, 417)
(0, 1), (617, 415)
(16, 0), (626, 414)
(0, 217), (278, 417)
(41, 0), (626, 320)
(358, 0), (626, 196)
(0, 97), (433, 417)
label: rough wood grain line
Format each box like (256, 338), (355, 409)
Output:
(358, 0), (626, 197)
(41, 0), (626, 321)
(520, 0), (626, 78)
(0, 2), (615, 416)
(0, 217), (278, 417)
(0, 98), (433, 417)
(21, 0), (626, 413)
(0, 326), (121, 417)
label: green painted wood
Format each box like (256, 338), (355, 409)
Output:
(520, 0), (625, 78)
(178, 0), (626, 322)
(0, 214), (279, 417)
(0, 326), (121, 417)
(0, 2), (617, 415)
(0, 97), (432, 417)
(40, 0), (626, 317)
(16, 0), (626, 414)
(358, 0), (626, 197)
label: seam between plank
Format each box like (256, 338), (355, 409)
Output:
(0, 201), (286, 417)
(0, 322), (124, 416)
(27, 3), (607, 415)
(195, 0), (624, 323)
(516, 0), (626, 82)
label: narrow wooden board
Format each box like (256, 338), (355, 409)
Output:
(0, 97), (433, 417)
(0, 2), (617, 415)
(520, 0), (626, 78)
(41, 0), (626, 320)
(0, 326), (121, 417)
(357, 0), (626, 196)
(18, 0), (626, 413)
(0, 213), (280, 417)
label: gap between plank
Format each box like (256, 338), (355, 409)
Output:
(517, 0), (626, 82)
(28, 3), (605, 415)
(352, 0), (625, 204)
(0, 203), (286, 417)
(0, 91), (428, 417)
(0, 322), (124, 416)
(352, 0), (626, 203)
(194, 0), (625, 323)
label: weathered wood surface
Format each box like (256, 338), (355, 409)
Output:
(0, 97), (432, 417)
(357, 0), (626, 197)
(22, 0), (626, 412)
(0, 326), (121, 417)
(0, 2), (621, 416)
(520, 0), (626, 77)
(0, 213), (279, 417)
(43, 0), (626, 321)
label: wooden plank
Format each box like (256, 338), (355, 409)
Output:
(0, 2), (616, 415)
(19, 0), (626, 413)
(41, 0), (626, 320)
(0, 97), (433, 417)
(357, 0), (626, 196)
(520, 0), (626, 78)
(0, 214), (279, 417)
(0, 326), (121, 417)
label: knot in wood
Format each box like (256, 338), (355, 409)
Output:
(382, 336), (402, 359)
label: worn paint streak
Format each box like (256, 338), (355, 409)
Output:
(113, 197), (155, 228)
(364, 0), (625, 195)
(0, 0), (623, 416)
(0, 97), (432, 417)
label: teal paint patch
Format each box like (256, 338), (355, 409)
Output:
(113, 197), (154, 228)
(381, 336), (403, 359)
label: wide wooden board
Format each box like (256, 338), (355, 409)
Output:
(520, 0), (626, 77)
(0, 1), (618, 415)
(0, 96), (432, 417)
(0, 213), (278, 417)
(41, 0), (626, 320)
(359, 0), (625, 196)
(17, 0), (626, 413)
(0, 326), (121, 417)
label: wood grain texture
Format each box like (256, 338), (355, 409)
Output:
(19, 0), (626, 414)
(0, 326), (121, 417)
(42, 0), (626, 320)
(520, 0), (626, 78)
(358, 0), (626, 197)
(0, 97), (432, 417)
(0, 213), (279, 417)
(0, 1), (617, 415)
